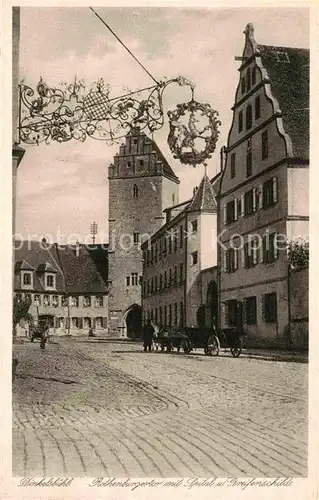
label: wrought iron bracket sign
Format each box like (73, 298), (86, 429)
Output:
(18, 75), (221, 166)
(167, 99), (221, 166)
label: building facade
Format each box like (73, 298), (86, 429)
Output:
(218, 24), (309, 347)
(14, 240), (109, 336)
(142, 175), (219, 330)
(107, 127), (180, 337)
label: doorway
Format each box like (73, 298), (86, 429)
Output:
(125, 304), (142, 339)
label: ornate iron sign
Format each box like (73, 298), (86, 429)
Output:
(167, 99), (221, 166)
(19, 76), (190, 145)
(18, 75), (221, 166)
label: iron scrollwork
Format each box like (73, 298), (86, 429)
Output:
(18, 76), (193, 146)
(18, 75), (221, 167)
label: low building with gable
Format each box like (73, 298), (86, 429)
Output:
(14, 239), (109, 336)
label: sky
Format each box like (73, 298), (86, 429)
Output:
(16, 6), (310, 244)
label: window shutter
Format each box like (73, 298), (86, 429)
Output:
(274, 233), (279, 260)
(259, 184), (263, 209)
(79, 317), (83, 329)
(262, 236), (267, 263)
(252, 241), (258, 265)
(241, 194), (245, 217)
(261, 294), (266, 321)
(273, 177), (278, 203)
(258, 237), (263, 263)
(253, 188), (257, 211)
(242, 299), (247, 325)
(234, 198), (238, 220)
(223, 204), (227, 225)
(241, 247), (245, 267)
(103, 317), (108, 328)
(223, 251), (228, 272)
(234, 248), (238, 270)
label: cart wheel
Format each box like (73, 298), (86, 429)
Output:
(207, 335), (220, 356)
(231, 338), (242, 358)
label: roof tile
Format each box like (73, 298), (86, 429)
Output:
(258, 44), (309, 160)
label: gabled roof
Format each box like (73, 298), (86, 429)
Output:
(37, 261), (58, 273)
(15, 259), (34, 271)
(127, 128), (179, 183)
(149, 140), (180, 183)
(187, 175), (217, 213)
(14, 240), (65, 292)
(257, 44), (309, 160)
(241, 24), (309, 161)
(50, 244), (108, 294)
(14, 240), (109, 294)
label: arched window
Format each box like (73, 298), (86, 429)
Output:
(241, 77), (246, 95)
(246, 104), (253, 130)
(246, 68), (251, 91)
(133, 184), (139, 198)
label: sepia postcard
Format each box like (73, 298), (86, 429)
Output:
(1, 1), (318, 499)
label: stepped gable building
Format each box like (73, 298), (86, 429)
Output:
(218, 24), (309, 347)
(107, 127), (180, 337)
(14, 240), (109, 336)
(142, 173), (220, 331)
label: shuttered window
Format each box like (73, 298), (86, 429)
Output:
(245, 296), (257, 325)
(264, 293), (277, 323)
(263, 177), (278, 208)
(226, 300), (237, 326)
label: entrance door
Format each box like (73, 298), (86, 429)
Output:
(125, 305), (142, 339)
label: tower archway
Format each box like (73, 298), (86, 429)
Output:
(123, 304), (142, 339)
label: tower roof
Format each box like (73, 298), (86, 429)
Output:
(127, 127), (179, 182)
(149, 139), (179, 182)
(187, 175), (218, 213)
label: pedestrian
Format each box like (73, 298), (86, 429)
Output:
(88, 327), (96, 338)
(142, 319), (155, 352)
(40, 323), (49, 349)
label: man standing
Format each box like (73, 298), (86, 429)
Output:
(142, 319), (154, 352)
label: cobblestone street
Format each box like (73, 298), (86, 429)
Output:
(13, 339), (308, 477)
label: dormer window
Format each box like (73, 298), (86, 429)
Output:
(45, 273), (56, 290)
(21, 271), (33, 289)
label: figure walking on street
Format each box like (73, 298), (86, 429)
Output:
(142, 319), (154, 352)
